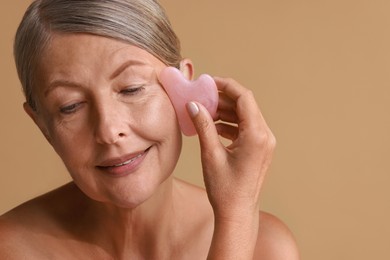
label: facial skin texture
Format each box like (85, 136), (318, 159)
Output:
(27, 33), (182, 209)
(11, 33), (300, 260)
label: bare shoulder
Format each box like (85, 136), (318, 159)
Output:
(0, 215), (28, 258)
(255, 212), (300, 260)
(0, 182), (85, 259)
(0, 202), (48, 258)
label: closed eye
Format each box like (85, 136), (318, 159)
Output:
(59, 102), (84, 114)
(120, 85), (145, 96)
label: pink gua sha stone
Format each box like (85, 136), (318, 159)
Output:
(158, 67), (219, 136)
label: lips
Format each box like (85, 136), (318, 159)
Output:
(110, 153), (143, 167)
(97, 146), (151, 176)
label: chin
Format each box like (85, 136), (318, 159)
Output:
(79, 170), (173, 210)
(107, 184), (160, 209)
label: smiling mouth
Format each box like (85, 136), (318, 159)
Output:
(97, 146), (152, 169)
(112, 153), (144, 167)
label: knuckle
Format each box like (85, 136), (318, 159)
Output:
(244, 88), (254, 97)
(252, 129), (276, 150)
(241, 88), (256, 103)
(268, 133), (277, 150)
(255, 131), (268, 145)
(225, 77), (237, 85)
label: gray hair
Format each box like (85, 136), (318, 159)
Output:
(14, 0), (182, 111)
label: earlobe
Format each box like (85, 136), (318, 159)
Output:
(23, 102), (52, 144)
(179, 59), (194, 80)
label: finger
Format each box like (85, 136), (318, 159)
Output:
(214, 77), (248, 101)
(216, 91), (239, 123)
(218, 92), (235, 111)
(216, 123), (239, 141)
(214, 77), (266, 130)
(216, 109), (239, 124)
(186, 101), (222, 155)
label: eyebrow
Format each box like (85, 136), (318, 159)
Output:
(109, 59), (148, 80)
(44, 80), (82, 97)
(44, 59), (148, 97)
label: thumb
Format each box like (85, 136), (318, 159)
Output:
(186, 101), (221, 153)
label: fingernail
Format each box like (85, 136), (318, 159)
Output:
(186, 102), (199, 117)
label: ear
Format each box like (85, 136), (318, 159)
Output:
(23, 102), (52, 145)
(179, 59), (194, 80)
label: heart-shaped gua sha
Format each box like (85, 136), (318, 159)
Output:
(158, 67), (218, 136)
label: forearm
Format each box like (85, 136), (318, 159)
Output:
(208, 212), (259, 260)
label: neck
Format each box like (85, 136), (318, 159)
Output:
(80, 176), (179, 259)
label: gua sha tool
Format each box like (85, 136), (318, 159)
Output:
(158, 67), (219, 136)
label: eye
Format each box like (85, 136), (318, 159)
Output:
(59, 102), (84, 114)
(120, 85), (145, 96)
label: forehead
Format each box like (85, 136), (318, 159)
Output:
(37, 33), (164, 81)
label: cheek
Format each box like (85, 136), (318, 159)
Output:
(42, 89), (181, 158)
(42, 113), (94, 168)
(133, 92), (180, 136)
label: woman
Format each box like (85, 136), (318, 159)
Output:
(0, 0), (299, 259)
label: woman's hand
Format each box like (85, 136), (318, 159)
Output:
(186, 77), (276, 259)
(187, 76), (276, 220)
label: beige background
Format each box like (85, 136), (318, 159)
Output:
(1, 0), (389, 259)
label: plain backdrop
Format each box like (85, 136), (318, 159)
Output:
(1, 1), (390, 259)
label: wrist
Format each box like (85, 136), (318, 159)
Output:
(213, 204), (260, 224)
(208, 211), (260, 260)
(214, 210), (259, 232)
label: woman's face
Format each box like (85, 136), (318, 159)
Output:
(31, 33), (182, 208)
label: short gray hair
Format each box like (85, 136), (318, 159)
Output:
(14, 0), (182, 111)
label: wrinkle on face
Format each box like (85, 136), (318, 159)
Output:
(31, 33), (182, 208)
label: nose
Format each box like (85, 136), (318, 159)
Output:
(94, 101), (128, 145)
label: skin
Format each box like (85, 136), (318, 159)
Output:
(0, 34), (299, 259)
